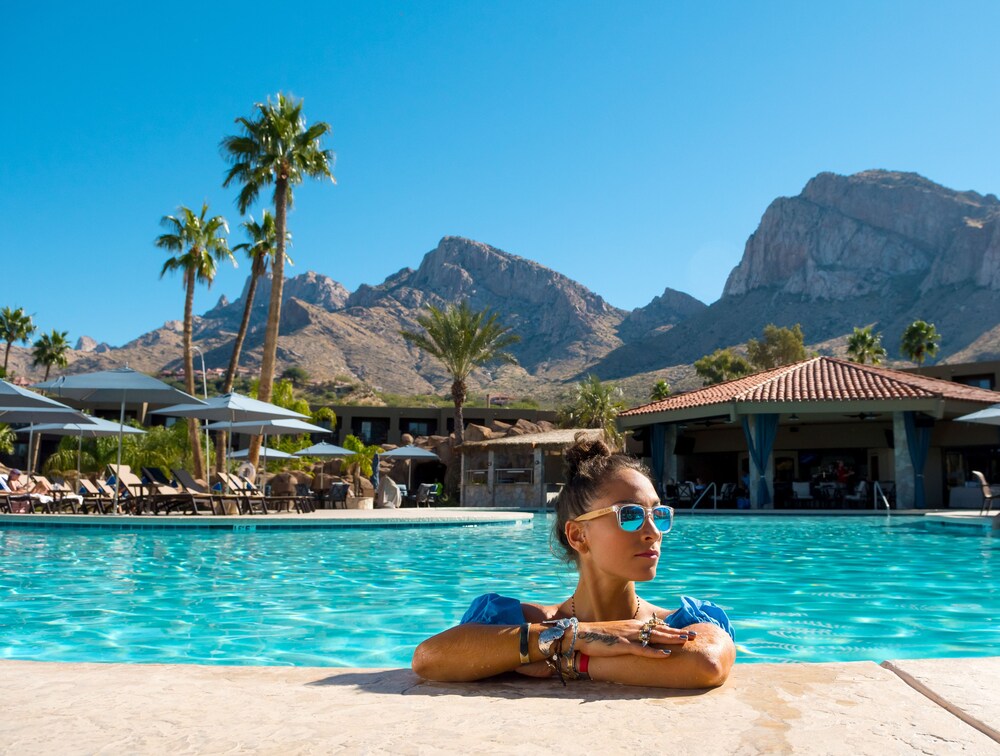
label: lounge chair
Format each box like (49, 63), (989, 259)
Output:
(216, 472), (266, 515)
(0, 473), (54, 513)
(77, 478), (113, 514)
(30, 474), (84, 513)
(972, 471), (996, 515)
(106, 464), (152, 514)
(0, 475), (32, 514)
(172, 469), (235, 515)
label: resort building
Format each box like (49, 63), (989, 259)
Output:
(616, 357), (1000, 510)
(459, 428), (603, 508)
(322, 405), (557, 447)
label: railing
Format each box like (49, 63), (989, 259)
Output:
(873, 481), (891, 513)
(496, 468), (533, 485)
(690, 482), (718, 510)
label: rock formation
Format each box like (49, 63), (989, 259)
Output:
(16, 171), (1000, 399)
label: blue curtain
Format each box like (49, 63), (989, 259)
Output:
(903, 412), (932, 509)
(650, 424), (666, 496)
(741, 414), (779, 507)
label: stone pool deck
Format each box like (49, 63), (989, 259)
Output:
(2, 658), (998, 754)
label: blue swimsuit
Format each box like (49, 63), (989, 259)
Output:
(460, 593), (734, 640)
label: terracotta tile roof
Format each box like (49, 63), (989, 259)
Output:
(620, 357), (1000, 417)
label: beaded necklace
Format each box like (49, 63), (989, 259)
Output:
(571, 593), (640, 620)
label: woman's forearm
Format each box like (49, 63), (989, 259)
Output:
(412, 623), (543, 681)
(587, 623), (735, 689)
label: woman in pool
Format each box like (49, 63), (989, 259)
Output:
(412, 436), (736, 688)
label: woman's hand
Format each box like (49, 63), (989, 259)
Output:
(574, 619), (694, 658)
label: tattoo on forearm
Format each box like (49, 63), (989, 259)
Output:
(579, 630), (619, 646)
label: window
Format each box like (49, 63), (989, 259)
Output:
(401, 419), (436, 438)
(954, 374), (995, 390)
(496, 468), (533, 485)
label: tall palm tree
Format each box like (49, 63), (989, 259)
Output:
(155, 203), (234, 479)
(221, 93), (335, 466)
(846, 326), (887, 365)
(32, 329), (70, 380)
(900, 320), (940, 365)
(0, 306), (36, 377)
(213, 212), (290, 471)
(400, 301), (520, 446)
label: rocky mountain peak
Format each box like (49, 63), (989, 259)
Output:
(617, 287), (707, 341)
(723, 169), (1000, 300)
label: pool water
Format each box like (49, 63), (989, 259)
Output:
(1, 516), (997, 667)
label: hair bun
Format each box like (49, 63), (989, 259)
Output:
(564, 433), (612, 479)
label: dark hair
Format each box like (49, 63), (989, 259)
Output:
(553, 433), (650, 564)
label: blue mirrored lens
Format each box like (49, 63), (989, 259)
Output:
(618, 505), (646, 531)
(651, 507), (673, 532)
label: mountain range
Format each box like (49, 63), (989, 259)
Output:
(9, 170), (1000, 405)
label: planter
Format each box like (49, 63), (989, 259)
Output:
(345, 495), (374, 510)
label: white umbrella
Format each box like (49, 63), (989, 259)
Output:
(379, 445), (441, 490)
(295, 441), (352, 458)
(229, 446), (293, 460)
(955, 404), (1000, 426)
(205, 417), (329, 471)
(152, 392), (307, 422)
(34, 368), (204, 508)
(1, 379), (84, 409)
(0, 384), (92, 473)
(152, 393), (310, 484)
(20, 417), (145, 480)
(204, 418), (328, 435)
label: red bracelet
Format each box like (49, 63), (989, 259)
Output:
(578, 652), (589, 675)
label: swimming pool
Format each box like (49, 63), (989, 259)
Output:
(1, 516), (997, 667)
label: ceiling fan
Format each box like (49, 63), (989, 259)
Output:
(844, 412), (881, 421)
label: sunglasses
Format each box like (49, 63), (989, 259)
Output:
(573, 503), (674, 533)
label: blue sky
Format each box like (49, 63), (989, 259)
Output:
(4, 1), (1000, 347)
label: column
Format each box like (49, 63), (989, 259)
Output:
(893, 412), (914, 509)
(534, 447), (544, 509)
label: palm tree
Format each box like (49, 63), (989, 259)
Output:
(155, 203), (234, 478)
(562, 374), (626, 448)
(846, 326), (887, 365)
(0, 423), (14, 455)
(221, 93), (335, 468)
(0, 306), (36, 377)
(900, 320), (940, 365)
(214, 212), (290, 471)
(32, 329), (70, 380)
(400, 301), (520, 446)
(650, 379), (671, 402)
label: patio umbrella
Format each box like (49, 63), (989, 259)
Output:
(20, 417), (145, 480)
(1, 379), (84, 409)
(379, 445), (441, 490)
(229, 446), (293, 459)
(152, 392), (309, 485)
(294, 441), (352, 458)
(34, 368), (204, 508)
(955, 404), (1000, 426)
(204, 417), (329, 471)
(152, 392), (308, 423)
(0, 384), (92, 473)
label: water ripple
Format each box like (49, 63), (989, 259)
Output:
(1, 516), (998, 667)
